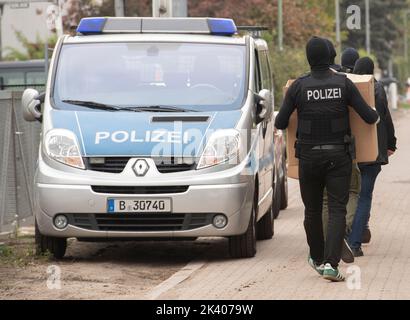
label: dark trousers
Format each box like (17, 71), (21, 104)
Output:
(298, 147), (352, 268)
(348, 164), (381, 249)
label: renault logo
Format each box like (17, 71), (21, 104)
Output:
(133, 159), (149, 177)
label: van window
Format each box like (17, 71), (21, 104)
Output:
(53, 42), (247, 112)
(260, 51), (272, 91)
(254, 50), (262, 92)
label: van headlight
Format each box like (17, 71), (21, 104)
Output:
(44, 129), (85, 169)
(197, 129), (240, 170)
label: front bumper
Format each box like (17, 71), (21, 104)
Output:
(35, 156), (255, 238)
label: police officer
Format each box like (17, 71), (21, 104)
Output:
(341, 47), (360, 73)
(348, 57), (397, 256)
(325, 39), (342, 72)
(275, 37), (379, 282)
(322, 40), (359, 264)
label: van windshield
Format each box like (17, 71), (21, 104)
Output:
(53, 42), (247, 112)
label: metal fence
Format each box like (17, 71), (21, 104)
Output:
(0, 91), (41, 232)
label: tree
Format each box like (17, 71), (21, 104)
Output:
(340, 0), (407, 70)
(62, 0), (152, 29)
(188, 0), (334, 47)
(3, 31), (57, 61)
(124, 0), (151, 16)
(62, 0), (112, 30)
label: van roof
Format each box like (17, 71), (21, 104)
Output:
(64, 33), (247, 45)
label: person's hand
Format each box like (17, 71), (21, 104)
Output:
(388, 150), (395, 157)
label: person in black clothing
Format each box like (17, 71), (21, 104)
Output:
(322, 39), (357, 265)
(325, 39), (342, 72)
(348, 57), (397, 257)
(341, 48), (360, 73)
(275, 37), (379, 281)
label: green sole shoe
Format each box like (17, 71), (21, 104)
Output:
(323, 263), (345, 282)
(308, 256), (325, 276)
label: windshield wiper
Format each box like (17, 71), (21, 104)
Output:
(62, 100), (144, 112)
(132, 105), (198, 113)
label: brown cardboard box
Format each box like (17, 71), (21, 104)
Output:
(284, 74), (378, 179)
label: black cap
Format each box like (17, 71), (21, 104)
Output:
(341, 47), (360, 71)
(353, 57), (375, 75)
(306, 37), (330, 71)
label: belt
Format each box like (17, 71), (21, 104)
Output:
(311, 145), (345, 150)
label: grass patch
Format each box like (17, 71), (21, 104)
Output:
(399, 101), (410, 109)
(0, 236), (51, 267)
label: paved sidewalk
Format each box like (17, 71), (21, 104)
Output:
(156, 109), (410, 300)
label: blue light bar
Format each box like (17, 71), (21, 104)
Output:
(76, 17), (237, 36)
(208, 18), (237, 36)
(77, 17), (107, 34)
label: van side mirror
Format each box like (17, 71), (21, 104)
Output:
(255, 89), (273, 123)
(22, 88), (43, 122)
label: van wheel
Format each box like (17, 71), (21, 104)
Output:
(280, 158), (289, 210)
(256, 204), (274, 240)
(35, 220), (67, 259)
(272, 173), (282, 219)
(229, 205), (256, 259)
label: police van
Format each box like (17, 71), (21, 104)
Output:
(21, 17), (288, 259)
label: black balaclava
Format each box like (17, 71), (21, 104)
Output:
(353, 57), (375, 75)
(306, 37), (331, 71)
(325, 39), (337, 64)
(341, 48), (359, 72)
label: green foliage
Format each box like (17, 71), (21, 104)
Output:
(270, 47), (310, 104)
(0, 237), (50, 267)
(394, 56), (409, 93)
(3, 30), (57, 61)
(0, 244), (13, 258)
(399, 100), (410, 109)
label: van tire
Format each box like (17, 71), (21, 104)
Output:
(272, 176), (282, 220)
(256, 205), (274, 240)
(228, 205), (256, 259)
(35, 220), (67, 259)
(280, 158), (289, 210)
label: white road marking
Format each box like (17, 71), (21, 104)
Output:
(145, 260), (206, 300)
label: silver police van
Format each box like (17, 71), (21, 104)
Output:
(21, 17), (288, 259)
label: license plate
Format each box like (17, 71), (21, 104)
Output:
(107, 198), (172, 213)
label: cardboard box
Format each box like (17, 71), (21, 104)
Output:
(284, 74), (378, 179)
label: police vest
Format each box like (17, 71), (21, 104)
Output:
(297, 73), (350, 144)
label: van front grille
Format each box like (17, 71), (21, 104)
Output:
(154, 160), (197, 173)
(85, 157), (129, 173)
(84, 157), (197, 174)
(65, 213), (214, 232)
(91, 185), (189, 194)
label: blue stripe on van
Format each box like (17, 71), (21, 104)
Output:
(50, 109), (242, 157)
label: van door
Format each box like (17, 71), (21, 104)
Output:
(254, 49), (267, 205)
(259, 50), (275, 204)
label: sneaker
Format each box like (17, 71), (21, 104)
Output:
(323, 263), (345, 282)
(308, 256), (325, 276)
(341, 239), (355, 264)
(362, 228), (371, 244)
(352, 247), (364, 257)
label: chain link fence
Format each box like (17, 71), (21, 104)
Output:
(0, 90), (41, 233)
